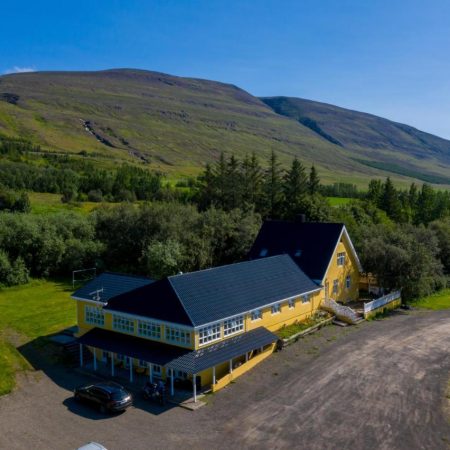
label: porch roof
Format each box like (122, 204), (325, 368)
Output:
(78, 326), (278, 374)
(77, 328), (190, 366)
(167, 327), (278, 374)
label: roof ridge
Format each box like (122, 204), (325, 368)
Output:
(168, 254), (290, 280)
(103, 271), (153, 280)
(167, 277), (196, 327)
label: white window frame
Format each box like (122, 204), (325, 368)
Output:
(288, 298), (295, 309)
(85, 305), (105, 326)
(198, 323), (221, 346)
(337, 252), (346, 266)
(138, 320), (161, 340)
(165, 326), (191, 345)
(271, 303), (281, 315)
(223, 316), (244, 336)
(251, 309), (262, 321)
(333, 279), (339, 295)
(113, 314), (135, 334)
(301, 294), (310, 304)
(346, 275), (351, 289)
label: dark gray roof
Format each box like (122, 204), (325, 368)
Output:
(168, 327), (278, 373)
(249, 221), (346, 281)
(72, 272), (154, 303)
(168, 255), (319, 326)
(105, 255), (319, 327)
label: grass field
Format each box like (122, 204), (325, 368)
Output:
(0, 279), (76, 395)
(326, 197), (353, 207)
(28, 192), (99, 215)
(413, 289), (450, 310)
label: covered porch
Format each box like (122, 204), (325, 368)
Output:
(77, 327), (278, 404)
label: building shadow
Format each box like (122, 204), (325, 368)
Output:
(17, 331), (176, 417)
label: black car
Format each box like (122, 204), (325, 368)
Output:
(74, 381), (133, 413)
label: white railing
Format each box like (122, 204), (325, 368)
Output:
(363, 290), (401, 315)
(321, 298), (360, 324)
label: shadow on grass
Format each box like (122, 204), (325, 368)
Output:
(17, 332), (176, 417)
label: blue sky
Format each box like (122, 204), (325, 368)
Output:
(2, 0), (450, 138)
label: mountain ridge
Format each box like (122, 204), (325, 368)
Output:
(0, 68), (449, 187)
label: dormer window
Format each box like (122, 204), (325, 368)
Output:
(259, 248), (268, 257)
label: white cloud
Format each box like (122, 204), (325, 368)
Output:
(3, 66), (36, 74)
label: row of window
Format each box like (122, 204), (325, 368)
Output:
(85, 307), (190, 345)
(337, 252), (346, 266)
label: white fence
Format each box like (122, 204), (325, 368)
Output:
(363, 290), (401, 315)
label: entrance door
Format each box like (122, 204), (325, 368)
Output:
(325, 280), (329, 300)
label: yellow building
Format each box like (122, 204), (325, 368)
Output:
(74, 220), (362, 399)
(249, 219), (363, 304)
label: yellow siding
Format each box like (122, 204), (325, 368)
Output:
(322, 233), (360, 303)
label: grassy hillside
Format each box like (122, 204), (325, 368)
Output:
(262, 96), (450, 186)
(0, 69), (449, 187)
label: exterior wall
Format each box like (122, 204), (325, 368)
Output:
(75, 300), (195, 350)
(193, 290), (322, 350)
(211, 344), (275, 392)
(322, 233), (360, 303)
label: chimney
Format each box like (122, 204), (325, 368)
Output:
(295, 214), (306, 223)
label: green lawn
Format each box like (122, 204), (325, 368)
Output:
(413, 289), (450, 310)
(0, 279), (76, 395)
(28, 192), (100, 215)
(326, 197), (353, 207)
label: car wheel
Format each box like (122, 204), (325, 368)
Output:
(99, 404), (107, 414)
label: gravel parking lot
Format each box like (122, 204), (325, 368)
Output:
(0, 309), (449, 450)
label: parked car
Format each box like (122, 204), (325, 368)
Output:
(77, 443), (108, 450)
(74, 381), (132, 413)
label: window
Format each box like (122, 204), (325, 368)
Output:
(333, 279), (339, 295)
(165, 326), (191, 345)
(85, 305), (104, 326)
(259, 248), (268, 257)
(223, 316), (244, 336)
(288, 298), (295, 309)
(271, 303), (281, 315)
(138, 359), (148, 368)
(301, 294), (310, 304)
(346, 275), (351, 289)
(337, 252), (346, 266)
(138, 320), (161, 340)
(294, 249), (302, 257)
(198, 323), (221, 346)
(116, 353), (126, 362)
(113, 315), (134, 333)
(251, 309), (262, 321)
(175, 370), (188, 379)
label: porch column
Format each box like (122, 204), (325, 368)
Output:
(110, 352), (115, 377)
(79, 344), (83, 367)
(170, 368), (174, 396)
(193, 373), (197, 403)
(148, 363), (153, 383)
(93, 349), (97, 371)
(212, 366), (216, 385)
(229, 359), (233, 374)
(129, 357), (133, 382)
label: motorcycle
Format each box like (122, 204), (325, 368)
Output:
(143, 381), (166, 405)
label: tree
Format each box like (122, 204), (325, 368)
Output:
(144, 239), (184, 279)
(283, 158), (308, 219)
(263, 151), (284, 218)
(241, 152), (263, 209)
(367, 179), (383, 206)
(429, 218), (450, 274)
(382, 178), (402, 221)
(415, 184), (436, 225)
(308, 165), (320, 195)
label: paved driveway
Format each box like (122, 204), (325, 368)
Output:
(0, 309), (449, 450)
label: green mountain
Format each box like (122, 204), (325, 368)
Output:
(261, 96), (450, 186)
(0, 69), (449, 187)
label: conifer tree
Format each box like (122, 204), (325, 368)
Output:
(308, 165), (320, 195)
(382, 177), (402, 221)
(263, 150), (284, 219)
(283, 157), (308, 218)
(241, 152), (263, 208)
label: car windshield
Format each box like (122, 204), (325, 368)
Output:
(110, 390), (128, 400)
